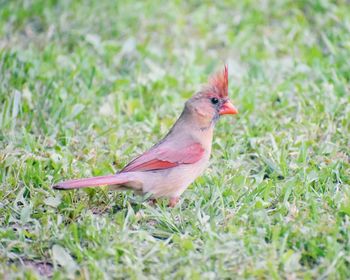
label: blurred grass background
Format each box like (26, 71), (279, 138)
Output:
(0, 0), (350, 278)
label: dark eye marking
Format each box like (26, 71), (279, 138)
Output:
(211, 97), (219, 105)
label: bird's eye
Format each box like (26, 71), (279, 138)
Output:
(211, 97), (219, 105)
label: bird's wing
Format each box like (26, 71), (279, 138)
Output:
(120, 142), (205, 173)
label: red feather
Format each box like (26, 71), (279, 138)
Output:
(204, 65), (229, 98)
(52, 175), (130, 190)
(125, 159), (178, 172)
(121, 143), (205, 173)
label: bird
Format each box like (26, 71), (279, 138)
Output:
(53, 65), (238, 207)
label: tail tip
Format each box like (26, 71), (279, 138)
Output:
(52, 183), (67, 190)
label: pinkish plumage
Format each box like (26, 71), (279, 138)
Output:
(121, 143), (205, 172)
(53, 65), (238, 207)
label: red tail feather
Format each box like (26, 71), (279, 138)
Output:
(52, 174), (129, 190)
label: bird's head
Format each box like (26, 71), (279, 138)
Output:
(185, 65), (238, 126)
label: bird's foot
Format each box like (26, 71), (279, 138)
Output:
(148, 197), (179, 207)
(168, 197), (180, 208)
(148, 198), (157, 206)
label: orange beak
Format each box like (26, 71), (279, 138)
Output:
(219, 100), (238, 115)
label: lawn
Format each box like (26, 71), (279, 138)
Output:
(1, 0), (350, 279)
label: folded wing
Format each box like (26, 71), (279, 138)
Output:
(120, 142), (205, 173)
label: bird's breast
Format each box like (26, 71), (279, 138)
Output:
(137, 154), (210, 198)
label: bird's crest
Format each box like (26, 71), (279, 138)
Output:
(204, 65), (228, 98)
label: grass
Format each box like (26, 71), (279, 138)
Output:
(0, 0), (350, 278)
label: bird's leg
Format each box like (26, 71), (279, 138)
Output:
(168, 197), (180, 207)
(148, 198), (157, 206)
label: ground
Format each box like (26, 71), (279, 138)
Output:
(0, 0), (350, 279)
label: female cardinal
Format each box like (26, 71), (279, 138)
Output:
(53, 66), (238, 207)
